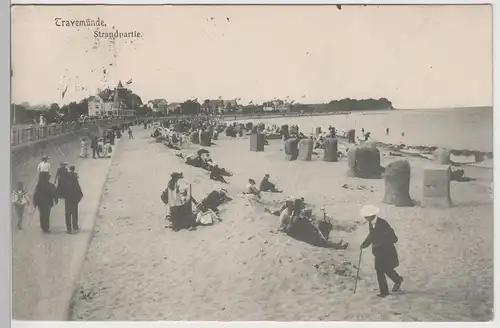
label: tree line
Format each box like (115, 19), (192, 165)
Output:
(12, 93), (393, 124)
(11, 87), (144, 125)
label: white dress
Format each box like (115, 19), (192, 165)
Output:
(79, 140), (88, 158)
(165, 182), (182, 217)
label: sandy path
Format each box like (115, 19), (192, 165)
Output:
(71, 129), (493, 321)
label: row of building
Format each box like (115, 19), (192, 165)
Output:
(88, 81), (291, 117)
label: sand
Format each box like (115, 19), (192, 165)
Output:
(70, 128), (493, 321)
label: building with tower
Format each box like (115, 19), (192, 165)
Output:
(88, 81), (137, 117)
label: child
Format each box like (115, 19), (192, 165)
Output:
(12, 182), (31, 230)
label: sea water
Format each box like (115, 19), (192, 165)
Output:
(235, 107), (493, 152)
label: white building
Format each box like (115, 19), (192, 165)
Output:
(147, 99), (169, 112)
(88, 94), (114, 117)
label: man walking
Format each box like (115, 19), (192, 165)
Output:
(64, 165), (83, 234)
(91, 136), (99, 159)
(128, 127), (134, 139)
(33, 173), (58, 233)
(360, 205), (403, 298)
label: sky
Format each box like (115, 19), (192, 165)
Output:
(11, 4), (492, 108)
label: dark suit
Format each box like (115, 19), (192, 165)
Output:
(33, 181), (58, 232)
(362, 217), (402, 294)
(64, 172), (83, 232)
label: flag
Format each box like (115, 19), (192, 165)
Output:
(126, 78), (132, 85)
(61, 85), (68, 99)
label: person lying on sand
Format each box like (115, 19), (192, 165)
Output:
(210, 165), (228, 184)
(164, 139), (181, 150)
(259, 174), (282, 193)
(243, 179), (261, 199)
(192, 188), (232, 215)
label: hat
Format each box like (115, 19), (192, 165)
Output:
(42, 155), (49, 160)
(61, 162), (68, 166)
(360, 205), (379, 217)
(171, 172), (183, 179)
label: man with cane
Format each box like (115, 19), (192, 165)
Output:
(357, 205), (403, 298)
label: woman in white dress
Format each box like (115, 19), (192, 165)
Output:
(79, 137), (89, 158)
(102, 139), (111, 158)
(166, 172), (184, 219)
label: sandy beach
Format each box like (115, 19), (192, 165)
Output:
(69, 127), (493, 321)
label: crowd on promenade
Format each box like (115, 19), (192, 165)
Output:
(11, 121), (138, 234)
(12, 156), (84, 234)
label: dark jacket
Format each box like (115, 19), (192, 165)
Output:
(65, 172), (84, 203)
(55, 167), (69, 198)
(33, 181), (58, 208)
(362, 217), (399, 269)
(91, 138), (98, 149)
(259, 178), (274, 192)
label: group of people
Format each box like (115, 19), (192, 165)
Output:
(12, 155), (83, 234)
(243, 174), (282, 199)
(148, 116), (405, 298)
(161, 172), (232, 231)
(88, 131), (116, 159)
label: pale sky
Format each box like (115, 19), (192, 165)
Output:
(11, 4), (492, 108)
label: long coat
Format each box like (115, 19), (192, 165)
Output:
(33, 181), (58, 208)
(65, 172), (84, 203)
(362, 217), (399, 270)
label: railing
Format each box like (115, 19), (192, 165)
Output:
(10, 123), (85, 147)
(10, 119), (127, 147)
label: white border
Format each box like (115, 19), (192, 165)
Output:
(4, 1), (498, 328)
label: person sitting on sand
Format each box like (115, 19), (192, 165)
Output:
(259, 174), (282, 193)
(314, 136), (325, 150)
(151, 128), (161, 138)
(278, 199), (295, 232)
(281, 199), (348, 249)
(244, 179), (261, 198)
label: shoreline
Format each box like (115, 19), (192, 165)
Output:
(333, 135), (494, 163)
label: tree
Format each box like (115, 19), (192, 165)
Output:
(181, 100), (201, 115)
(50, 103), (60, 112)
(136, 105), (152, 117)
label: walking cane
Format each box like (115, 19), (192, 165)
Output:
(27, 206), (37, 228)
(353, 248), (363, 294)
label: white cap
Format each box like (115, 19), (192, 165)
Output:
(360, 205), (379, 217)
